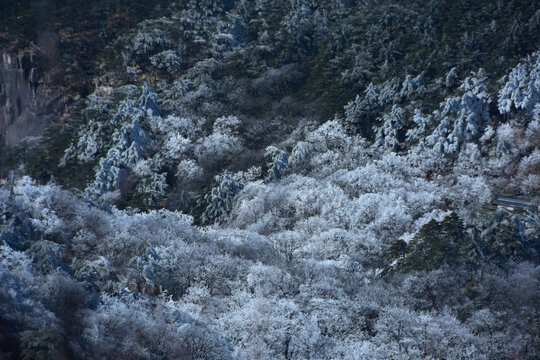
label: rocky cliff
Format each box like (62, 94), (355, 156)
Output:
(0, 50), (67, 146)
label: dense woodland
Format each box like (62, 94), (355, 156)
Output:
(1, 0), (539, 359)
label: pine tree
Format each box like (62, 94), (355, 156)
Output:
(264, 146), (289, 183)
(387, 212), (474, 272)
(201, 173), (244, 224)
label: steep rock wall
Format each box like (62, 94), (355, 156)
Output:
(0, 51), (66, 146)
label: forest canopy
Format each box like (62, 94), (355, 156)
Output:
(0, 0), (539, 359)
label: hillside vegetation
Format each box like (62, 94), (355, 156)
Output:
(1, 1), (539, 359)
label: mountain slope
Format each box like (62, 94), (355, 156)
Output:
(0, 1), (539, 359)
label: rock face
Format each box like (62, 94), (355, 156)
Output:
(0, 51), (64, 146)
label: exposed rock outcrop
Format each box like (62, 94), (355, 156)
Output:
(0, 50), (66, 146)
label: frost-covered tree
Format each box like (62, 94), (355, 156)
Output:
(386, 212), (474, 273)
(288, 141), (315, 171)
(149, 50), (182, 74)
(264, 146), (289, 183)
(445, 67), (459, 89)
(2, 2), (540, 359)
(59, 85), (171, 206)
(88, 99), (151, 197)
(134, 172), (169, 207)
(400, 74), (426, 99)
(498, 51), (540, 114)
(201, 172), (244, 225)
(406, 109), (434, 145)
(421, 69), (490, 156)
(344, 80), (400, 131)
(374, 105), (406, 151)
(195, 116), (244, 170)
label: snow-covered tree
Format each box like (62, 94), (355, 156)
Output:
(374, 105), (406, 150)
(201, 172), (244, 224)
(498, 51), (540, 114)
(264, 146), (289, 183)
